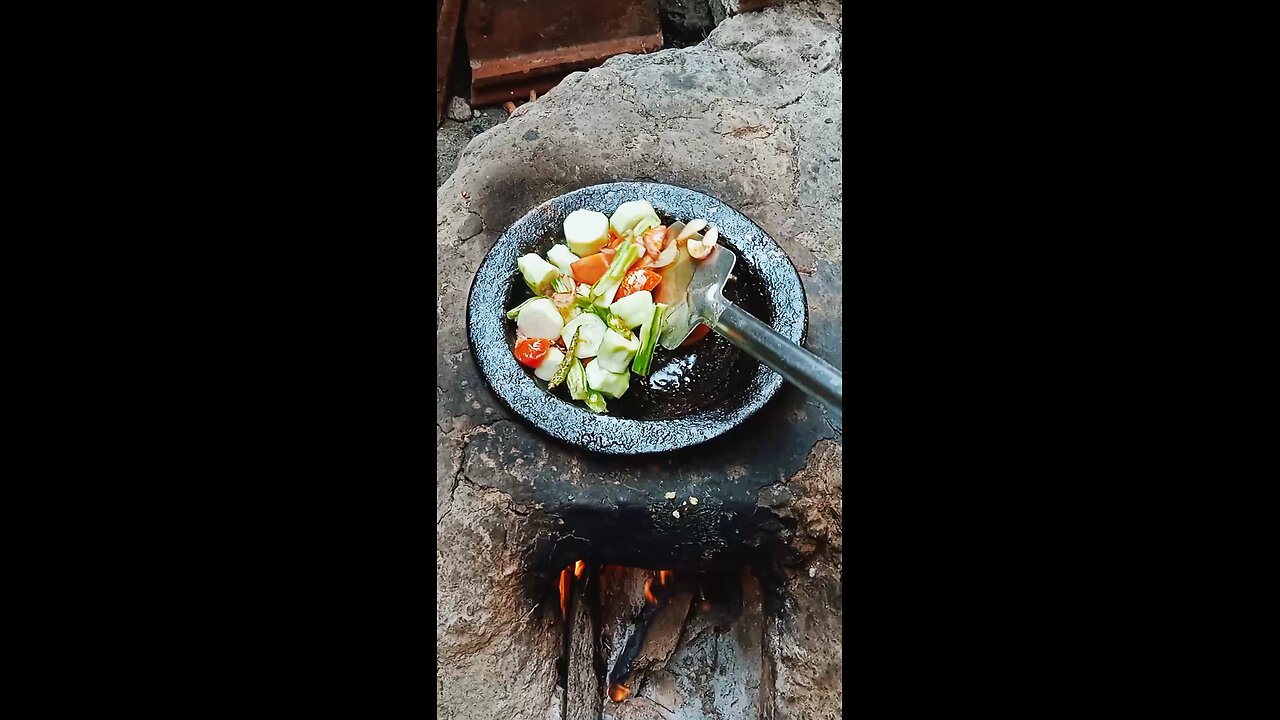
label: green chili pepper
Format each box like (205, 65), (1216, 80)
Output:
(547, 328), (582, 390)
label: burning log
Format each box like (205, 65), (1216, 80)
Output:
(638, 567), (765, 719)
(606, 571), (693, 704)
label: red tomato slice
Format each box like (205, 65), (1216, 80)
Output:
(615, 269), (662, 301)
(514, 337), (551, 367)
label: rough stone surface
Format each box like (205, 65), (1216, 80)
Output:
(436, 478), (561, 720)
(436, 107), (508, 188)
(448, 95), (472, 122)
(760, 440), (843, 720)
(437, 2), (841, 718)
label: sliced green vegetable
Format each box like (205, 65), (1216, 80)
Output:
(631, 303), (667, 376)
(586, 359), (630, 398)
(604, 312), (633, 340)
(518, 253), (560, 294)
(609, 200), (661, 237)
(551, 276), (570, 294)
(547, 244), (580, 275)
(561, 312), (607, 358)
(572, 298), (633, 339)
(566, 360), (588, 401)
(506, 296), (540, 320)
(589, 241), (643, 307)
(584, 390), (608, 414)
(610, 290), (654, 328)
(597, 329), (640, 373)
(547, 329), (582, 390)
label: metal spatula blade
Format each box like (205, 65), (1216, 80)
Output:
(658, 245), (736, 350)
(657, 245), (842, 417)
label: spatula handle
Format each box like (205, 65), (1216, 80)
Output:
(710, 302), (843, 418)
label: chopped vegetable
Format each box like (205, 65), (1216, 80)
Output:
(641, 225), (667, 256)
(654, 246), (695, 306)
(596, 329), (641, 373)
(687, 226), (718, 260)
(516, 297), (564, 340)
(651, 233), (679, 268)
(586, 358), (630, 398)
(590, 241), (644, 307)
(584, 390), (608, 414)
(632, 303), (666, 375)
(547, 329), (582, 389)
(547, 244), (580, 275)
(533, 347), (565, 381)
(676, 219), (707, 243)
(565, 209), (610, 255)
(570, 252), (612, 285)
(610, 200), (661, 237)
(505, 199), (730, 414)
(566, 359), (589, 400)
(561, 312), (607, 358)
(514, 337), (552, 367)
(518, 253), (560, 293)
(615, 268), (662, 301)
(604, 312), (633, 340)
(610, 290), (654, 328)
(506, 296), (541, 320)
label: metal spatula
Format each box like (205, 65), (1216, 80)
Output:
(659, 245), (843, 418)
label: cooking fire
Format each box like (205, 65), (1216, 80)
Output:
(539, 528), (779, 719)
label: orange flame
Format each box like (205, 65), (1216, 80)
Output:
(609, 684), (631, 702)
(659, 570), (671, 585)
(644, 577), (658, 604)
(559, 568), (571, 617)
(574, 560), (586, 578)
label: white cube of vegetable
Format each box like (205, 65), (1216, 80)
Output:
(561, 312), (607, 358)
(516, 298), (564, 340)
(586, 359), (630, 398)
(609, 290), (654, 328)
(547, 244), (580, 275)
(596, 329), (640, 373)
(564, 209), (609, 255)
(609, 200), (661, 236)
(533, 347), (565, 381)
(518, 254), (560, 293)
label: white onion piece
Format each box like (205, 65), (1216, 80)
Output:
(650, 238), (679, 268)
(702, 226), (718, 249)
(677, 219), (707, 243)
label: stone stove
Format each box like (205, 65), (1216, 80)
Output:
(436, 2), (843, 718)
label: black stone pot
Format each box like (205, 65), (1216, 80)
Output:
(467, 182), (806, 454)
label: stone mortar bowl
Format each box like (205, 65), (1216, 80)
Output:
(467, 182), (806, 454)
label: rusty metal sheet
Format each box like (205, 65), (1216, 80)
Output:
(465, 0), (663, 105)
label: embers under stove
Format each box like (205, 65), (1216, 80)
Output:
(552, 561), (766, 719)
